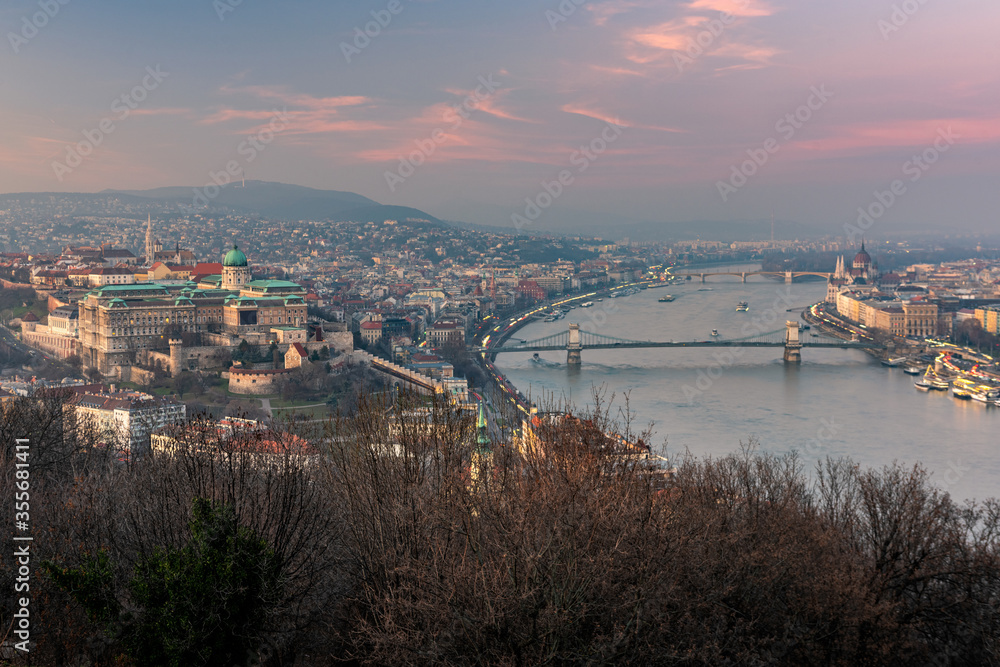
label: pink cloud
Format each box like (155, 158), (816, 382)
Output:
(560, 104), (685, 134)
(587, 64), (648, 78)
(128, 107), (192, 118)
(629, 16), (706, 53)
(587, 0), (660, 26)
(197, 85), (381, 137)
(708, 41), (782, 66)
(560, 104), (629, 127)
(686, 0), (775, 18)
(604, 0), (780, 71)
(793, 118), (1000, 154)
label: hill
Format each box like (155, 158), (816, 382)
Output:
(103, 181), (442, 223)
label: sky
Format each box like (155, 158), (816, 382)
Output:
(2, 0), (999, 237)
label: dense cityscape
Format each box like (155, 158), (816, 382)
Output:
(0, 188), (997, 446)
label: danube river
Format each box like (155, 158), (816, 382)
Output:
(494, 267), (998, 502)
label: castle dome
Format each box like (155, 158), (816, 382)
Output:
(223, 245), (248, 267)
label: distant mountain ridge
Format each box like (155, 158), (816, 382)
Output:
(2, 183), (829, 242)
(103, 181), (442, 223)
(1, 181), (445, 227)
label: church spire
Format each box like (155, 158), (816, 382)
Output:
(476, 400), (490, 449)
(144, 214), (154, 266)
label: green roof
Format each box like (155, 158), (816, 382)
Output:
(96, 283), (168, 292)
(244, 279), (305, 294)
(95, 284), (171, 298)
(223, 245), (248, 267)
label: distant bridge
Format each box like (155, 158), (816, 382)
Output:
(484, 321), (881, 365)
(671, 270), (832, 283)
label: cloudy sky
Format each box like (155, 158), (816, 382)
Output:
(2, 0), (999, 235)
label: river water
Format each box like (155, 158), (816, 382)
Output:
(494, 266), (998, 501)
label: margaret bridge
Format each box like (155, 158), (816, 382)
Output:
(483, 321), (882, 365)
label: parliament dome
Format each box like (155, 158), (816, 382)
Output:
(853, 241), (872, 268)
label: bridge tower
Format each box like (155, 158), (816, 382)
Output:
(741, 272), (747, 283)
(700, 274), (706, 283)
(783, 321), (802, 363)
(785, 270), (793, 284)
(567, 323), (582, 366)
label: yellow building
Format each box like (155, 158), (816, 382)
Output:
(975, 306), (1000, 334)
(148, 262), (193, 281)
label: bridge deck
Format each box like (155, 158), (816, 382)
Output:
(482, 321), (881, 356)
(489, 341), (877, 352)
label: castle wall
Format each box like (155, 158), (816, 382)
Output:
(120, 365), (156, 386)
(318, 331), (353, 356)
(228, 369), (292, 395)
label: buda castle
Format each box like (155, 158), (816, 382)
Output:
(78, 245), (317, 375)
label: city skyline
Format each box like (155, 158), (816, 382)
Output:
(3, 0), (999, 236)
